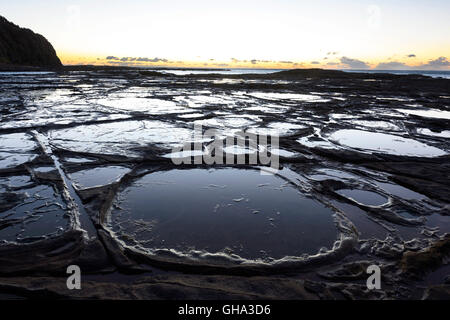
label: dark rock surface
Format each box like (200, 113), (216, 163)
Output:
(0, 16), (62, 68)
(0, 68), (449, 299)
(422, 285), (450, 300)
(400, 235), (450, 278)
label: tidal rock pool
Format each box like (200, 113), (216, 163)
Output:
(69, 166), (131, 189)
(109, 168), (338, 260)
(417, 128), (450, 138)
(396, 108), (450, 120)
(336, 189), (389, 207)
(328, 129), (447, 157)
(248, 92), (330, 102)
(0, 183), (70, 242)
(248, 122), (307, 136)
(0, 133), (38, 168)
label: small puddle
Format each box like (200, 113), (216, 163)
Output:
(162, 150), (205, 159)
(222, 145), (259, 155)
(178, 113), (205, 118)
(375, 182), (427, 200)
(248, 92), (329, 102)
(337, 189), (388, 206)
(0, 185), (70, 242)
(417, 128), (450, 138)
(297, 136), (337, 149)
(181, 95), (231, 108)
(249, 122), (306, 136)
(269, 149), (297, 157)
(194, 116), (257, 129)
(347, 120), (400, 131)
(0, 152), (36, 168)
(309, 169), (357, 181)
(69, 166), (131, 189)
(329, 129), (446, 157)
(396, 108), (450, 120)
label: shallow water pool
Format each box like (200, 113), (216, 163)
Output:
(110, 168), (338, 260)
(329, 129), (446, 157)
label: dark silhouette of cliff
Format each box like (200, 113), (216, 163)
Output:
(0, 15), (62, 68)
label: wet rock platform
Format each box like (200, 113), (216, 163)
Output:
(0, 68), (449, 299)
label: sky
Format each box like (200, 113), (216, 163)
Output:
(1, 0), (450, 69)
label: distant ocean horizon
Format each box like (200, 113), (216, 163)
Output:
(157, 67), (450, 79)
(2, 67), (449, 79)
(341, 69), (450, 79)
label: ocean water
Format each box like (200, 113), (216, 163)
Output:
(342, 69), (450, 79)
(157, 68), (450, 79)
(1, 68), (448, 79)
(159, 68), (284, 75)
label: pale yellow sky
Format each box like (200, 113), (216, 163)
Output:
(2, 0), (450, 69)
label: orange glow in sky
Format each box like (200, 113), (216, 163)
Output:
(2, 0), (449, 69)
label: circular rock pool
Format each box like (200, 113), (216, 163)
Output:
(109, 168), (339, 261)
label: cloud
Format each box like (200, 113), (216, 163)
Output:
(230, 58), (288, 65)
(118, 57), (137, 62)
(420, 56), (450, 69)
(250, 59), (274, 64)
(136, 57), (169, 63)
(311, 61), (320, 65)
(340, 56), (369, 69)
(326, 62), (339, 66)
(375, 61), (410, 70)
(103, 56), (172, 66)
(407, 54), (416, 58)
(373, 57), (450, 70)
